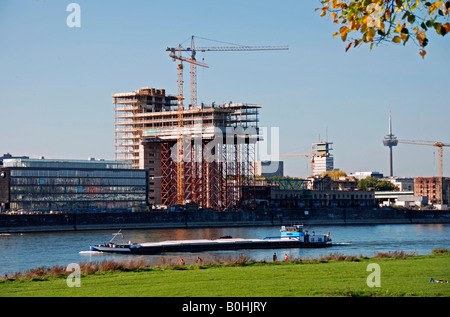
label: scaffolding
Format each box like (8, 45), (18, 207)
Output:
(113, 87), (261, 209)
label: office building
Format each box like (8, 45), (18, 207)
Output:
(0, 158), (148, 212)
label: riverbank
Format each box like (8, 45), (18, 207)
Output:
(1, 249), (449, 297)
(0, 207), (449, 233)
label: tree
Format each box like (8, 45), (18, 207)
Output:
(357, 176), (380, 190)
(321, 170), (348, 180)
(317, 0), (450, 58)
(357, 176), (398, 191)
(374, 180), (398, 191)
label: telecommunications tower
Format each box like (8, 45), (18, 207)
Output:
(382, 111), (398, 177)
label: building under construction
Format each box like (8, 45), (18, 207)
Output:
(414, 177), (450, 206)
(113, 87), (261, 210)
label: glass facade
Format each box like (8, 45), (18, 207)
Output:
(2, 159), (148, 212)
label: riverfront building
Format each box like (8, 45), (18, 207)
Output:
(113, 87), (261, 209)
(0, 158), (148, 212)
(414, 177), (450, 206)
(241, 178), (375, 209)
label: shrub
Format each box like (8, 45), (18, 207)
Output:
(432, 248), (449, 255)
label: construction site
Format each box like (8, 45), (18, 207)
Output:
(113, 36), (289, 210)
(113, 87), (261, 210)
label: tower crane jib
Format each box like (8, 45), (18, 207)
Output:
(166, 36), (288, 205)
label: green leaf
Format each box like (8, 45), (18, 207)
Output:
(434, 22), (442, 35)
(407, 14), (416, 24)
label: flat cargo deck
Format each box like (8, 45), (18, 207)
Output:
(89, 226), (333, 254)
(128, 237), (331, 254)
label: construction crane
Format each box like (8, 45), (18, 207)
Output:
(266, 151), (326, 177)
(167, 43), (209, 205)
(166, 36), (289, 108)
(166, 36), (288, 205)
(397, 140), (450, 179)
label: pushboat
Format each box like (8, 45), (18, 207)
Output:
(88, 225), (332, 254)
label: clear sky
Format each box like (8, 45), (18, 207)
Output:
(1, 0), (449, 178)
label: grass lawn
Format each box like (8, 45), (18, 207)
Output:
(1, 252), (449, 297)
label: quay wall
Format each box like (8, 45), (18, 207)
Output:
(0, 208), (449, 233)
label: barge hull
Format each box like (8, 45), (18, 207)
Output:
(133, 242), (331, 254)
(93, 238), (332, 255)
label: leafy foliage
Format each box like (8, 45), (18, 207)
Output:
(317, 0), (450, 58)
(357, 176), (398, 191)
(321, 170), (348, 180)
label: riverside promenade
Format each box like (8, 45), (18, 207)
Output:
(0, 207), (449, 233)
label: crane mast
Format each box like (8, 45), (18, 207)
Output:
(168, 44), (209, 205)
(166, 36), (288, 205)
(397, 140), (449, 180)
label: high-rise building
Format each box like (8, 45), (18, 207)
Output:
(113, 87), (261, 209)
(312, 142), (333, 176)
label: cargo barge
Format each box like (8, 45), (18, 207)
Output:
(88, 225), (332, 254)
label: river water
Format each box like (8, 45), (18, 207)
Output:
(0, 224), (449, 276)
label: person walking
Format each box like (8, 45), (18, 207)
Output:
(273, 252), (277, 262)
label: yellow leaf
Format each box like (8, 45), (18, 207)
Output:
(341, 31), (348, 42)
(340, 26), (349, 41)
(395, 24), (402, 33)
(333, 32), (340, 38)
(392, 36), (402, 43)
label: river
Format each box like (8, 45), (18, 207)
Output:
(0, 224), (449, 276)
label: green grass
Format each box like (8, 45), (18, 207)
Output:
(1, 251), (449, 297)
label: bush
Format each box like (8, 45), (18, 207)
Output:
(432, 248), (449, 255)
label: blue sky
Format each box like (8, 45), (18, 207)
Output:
(0, 0), (449, 178)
